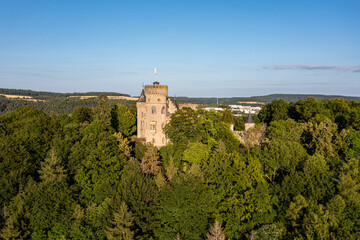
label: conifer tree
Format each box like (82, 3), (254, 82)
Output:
(165, 157), (178, 181)
(141, 144), (162, 176)
(155, 172), (167, 190)
(105, 202), (134, 240)
(207, 220), (226, 240)
(94, 95), (111, 126)
(38, 149), (67, 183)
(173, 232), (182, 240)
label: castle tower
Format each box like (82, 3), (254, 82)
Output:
(244, 112), (255, 131)
(137, 81), (178, 147)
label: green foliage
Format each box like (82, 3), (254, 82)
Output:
(111, 104), (136, 137)
(70, 130), (127, 205)
(202, 152), (274, 239)
(117, 159), (159, 238)
(106, 202), (134, 240)
(72, 106), (93, 123)
(155, 173), (213, 240)
(1, 97), (360, 239)
(0, 106), (57, 207)
(182, 142), (210, 164)
(258, 99), (289, 124)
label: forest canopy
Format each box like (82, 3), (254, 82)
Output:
(1, 96), (360, 239)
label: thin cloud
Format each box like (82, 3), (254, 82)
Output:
(263, 65), (360, 73)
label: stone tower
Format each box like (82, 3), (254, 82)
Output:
(136, 81), (178, 147)
(244, 112), (255, 131)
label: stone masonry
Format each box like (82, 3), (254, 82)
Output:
(136, 81), (178, 147)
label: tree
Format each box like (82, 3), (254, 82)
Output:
(141, 144), (162, 176)
(117, 159), (159, 238)
(111, 104), (136, 137)
(164, 107), (200, 151)
(72, 106), (93, 123)
(165, 157), (178, 181)
(258, 99), (289, 124)
(38, 149), (67, 183)
(202, 152), (274, 239)
(207, 220), (226, 240)
(173, 232), (181, 240)
(106, 202), (134, 240)
(94, 95), (111, 126)
(155, 173), (212, 240)
(182, 142), (210, 164)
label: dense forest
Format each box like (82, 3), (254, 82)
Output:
(1, 96), (360, 239)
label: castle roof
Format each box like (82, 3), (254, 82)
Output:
(137, 89), (146, 102)
(245, 113), (255, 124)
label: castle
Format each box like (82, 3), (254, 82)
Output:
(136, 81), (178, 147)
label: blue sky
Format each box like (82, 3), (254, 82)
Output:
(0, 0), (359, 97)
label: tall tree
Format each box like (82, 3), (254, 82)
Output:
(38, 149), (67, 183)
(155, 173), (212, 240)
(207, 220), (226, 240)
(111, 104), (136, 137)
(141, 144), (162, 176)
(94, 95), (111, 126)
(106, 202), (134, 240)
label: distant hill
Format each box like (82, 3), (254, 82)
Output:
(1, 88), (359, 115)
(0, 88), (134, 115)
(0, 88), (130, 100)
(175, 94), (360, 106)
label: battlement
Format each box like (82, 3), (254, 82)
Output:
(145, 84), (168, 95)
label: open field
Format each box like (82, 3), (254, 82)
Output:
(68, 95), (138, 101)
(0, 94), (45, 102)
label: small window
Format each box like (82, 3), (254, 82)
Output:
(141, 112), (144, 117)
(152, 138), (155, 144)
(158, 98), (161, 102)
(150, 124), (156, 130)
(152, 106), (156, 114)
(161, 106), (165, 114)
(162, 138), (165, 144)
(141, 120), (144, 125)
(162, 123), (165, 129)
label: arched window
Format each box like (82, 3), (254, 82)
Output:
(152, 138), (155, 144)
(161, 106), (165, 114)
(152, 106), (156, 114)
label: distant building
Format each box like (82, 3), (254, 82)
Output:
(136, 81), (178, 147)
(244, 112), (255, 130)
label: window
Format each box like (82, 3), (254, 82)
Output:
(141, 112), (144, 117)
(150, 124), (156, 130)
(162, 123), (165, 129)
(152, 138), (155, 144)
(158, 98), (161, 102)
(141, 120), (144, 125)
(162, 138), (165, 144)
(161, 106), (165, 114)
(152, 106), (156, 114)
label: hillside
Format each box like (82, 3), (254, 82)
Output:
(176, 94), (360, 105)
(1, 88), (359, 115)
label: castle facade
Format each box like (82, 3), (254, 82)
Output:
(136, 81), (178, 147)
